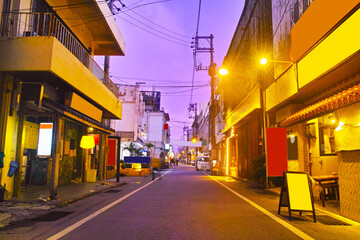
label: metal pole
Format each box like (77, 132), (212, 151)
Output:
(116, 137), (121, 183)
(209, 34), (216, 161)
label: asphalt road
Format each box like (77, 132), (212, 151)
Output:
(1, 164), (360, 240)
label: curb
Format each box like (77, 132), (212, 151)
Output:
(57, 182), (126, 207)
(0, 181), (126, 229)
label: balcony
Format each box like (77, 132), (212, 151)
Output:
(0, 12), (122, 119)
(1, 11), (119, 96)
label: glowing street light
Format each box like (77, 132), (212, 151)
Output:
(259, 57), (294, 65)
(260, 58), (268, 65)
(218, 67), (229, 76)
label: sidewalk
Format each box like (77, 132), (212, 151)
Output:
(267, 186), (341, 216)
(0, 174), (153, 228)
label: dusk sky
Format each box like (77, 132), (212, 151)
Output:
(98, 0), (245, 139)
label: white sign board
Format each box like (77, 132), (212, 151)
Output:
(37, 123), (53, 157)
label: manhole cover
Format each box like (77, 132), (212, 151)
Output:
(307, 214), (351, 225)
(104, 190), (122, 193)
(31, 211), (74, 222)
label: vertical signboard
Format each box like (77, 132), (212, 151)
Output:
(107, 138), (117, 166)
(37, 123), (53, 157)
(266, 128), (288, 176)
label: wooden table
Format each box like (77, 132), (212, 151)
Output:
(312, 175), (339, 207)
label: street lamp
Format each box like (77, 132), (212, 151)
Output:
(259, 57), (294, 65)
(218, 67), (229, 76)
(218, 66), (267, 185)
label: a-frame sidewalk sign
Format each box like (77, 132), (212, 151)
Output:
(278, 171), (316, 222)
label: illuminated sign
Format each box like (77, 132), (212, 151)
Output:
(37, 123), (53, 157)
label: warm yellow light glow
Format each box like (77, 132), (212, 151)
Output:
(298, 8), (360, 88)
(218, 68), (229, 76)
(260, 58), (268, 65)
(80, 135), (95, 149)
(226, 138), (229, 175)
(191, 137), (197, 143)
(132, 163), (142, 169)
(88, 127), (94, 132)
(335, 121), (345, 131)
(331, 119), (336, 124)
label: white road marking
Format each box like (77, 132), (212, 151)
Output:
(206, 173), (315, 240)
(47, 170), (172, 240)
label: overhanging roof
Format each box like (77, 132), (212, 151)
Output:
(280, 83), (360, 127)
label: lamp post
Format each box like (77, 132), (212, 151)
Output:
(218, 66), (268, 186)
(259, 58), (295, 188)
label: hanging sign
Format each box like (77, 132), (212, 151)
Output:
(278, 171), (316, 222)
(266, 128), (288, 176)
(37, 123), (53, 157)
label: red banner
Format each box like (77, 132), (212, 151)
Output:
(266, 128), (288, 176)
(107, 139), (117, 166)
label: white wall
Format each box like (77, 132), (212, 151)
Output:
(148, 115), (163, 142)
(112, 102), (136, 132)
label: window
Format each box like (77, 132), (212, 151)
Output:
(319, 114), (336, 155)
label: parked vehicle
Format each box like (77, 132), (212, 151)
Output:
(195, 156), (211, 171)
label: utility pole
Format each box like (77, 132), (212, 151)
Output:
(192, 34), (216, 160)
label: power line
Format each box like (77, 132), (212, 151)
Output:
(128, 8), (192, 39)
(116, 15), (191, 48)
(121, 11), (191, 44)
(189, 0), (202, 107)
(110, 75), (208, 84)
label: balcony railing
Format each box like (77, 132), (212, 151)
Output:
(0, 12), (119, 96)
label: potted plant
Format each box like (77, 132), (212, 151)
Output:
(0, 184), (7, 201)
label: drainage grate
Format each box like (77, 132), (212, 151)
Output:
(31, 211), (74, 222)
(307, 215), (351, 226)
(104, 189), (122, 193)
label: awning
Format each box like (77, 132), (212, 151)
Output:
(43, 98), (114, 133)
(280, 83), (360, 127)
(223, 85), (261, 132)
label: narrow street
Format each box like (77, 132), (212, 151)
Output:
(1, 165), (360, 240)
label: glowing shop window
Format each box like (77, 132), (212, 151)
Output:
(319, 114), (336, 156)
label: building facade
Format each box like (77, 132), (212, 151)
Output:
(142, 111), (170, 161)
(218, 0), (273, 179)
(110, 84), (145, 162)
(0, 0), (125, 199)
(266, 0), (360, 221)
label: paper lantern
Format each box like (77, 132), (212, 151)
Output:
(80, 135), (95, 149)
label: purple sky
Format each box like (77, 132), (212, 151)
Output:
(98, 0), (244, 139)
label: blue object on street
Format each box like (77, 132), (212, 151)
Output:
(0, 151), (4, 168)
(124, 156), (151, 164)
(8, 161), (19, 177)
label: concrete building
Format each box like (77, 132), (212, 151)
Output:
(0, 0), (125, 199)
(110, 84), (145, 160)
(218, 0), (273, 179)
(142, 111), (170, 161)
(141, 91), (161, 112)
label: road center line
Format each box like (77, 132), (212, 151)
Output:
(47, 170), (172, 240)
(206, 173), (314, 240)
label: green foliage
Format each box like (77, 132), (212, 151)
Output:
(144, 142), (155, 149)
(0, 184), (7, 193)
(124, 143), (143, 156)
(252, 154), (266, 185)
(134, 148), (144, 156)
